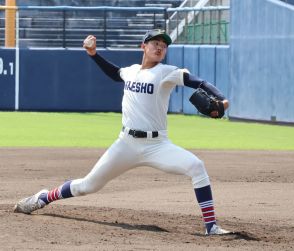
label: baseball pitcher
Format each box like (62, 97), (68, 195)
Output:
(14, 29), (230, 235)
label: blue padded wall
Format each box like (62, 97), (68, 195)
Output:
(199, 45), (216, 84)
(0, 49), (15, 110)
(18, 49), (142, 111)
(183, 45), (200, 115)
(0, 46), (230, 116)
(167, 45), (184, 113)
(230, 0), (294, 122)
(215, 45), (230, 99)
(167, 45), (230, 116)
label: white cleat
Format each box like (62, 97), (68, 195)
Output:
(14, 189), (48, 214)
(205, 224), (231, 235)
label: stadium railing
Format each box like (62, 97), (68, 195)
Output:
(0, 5), (230, 48)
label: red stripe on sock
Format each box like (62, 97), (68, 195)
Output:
(48, 188), (59, 202)
(203, 211), (215, 217)
(51, 189), (55, 200)
(201, 206), (214, 212)
(53, 188), (59, 200)
(204, 216), (216, 223)
(48, 191), (52, 202)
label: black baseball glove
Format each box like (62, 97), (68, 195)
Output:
(189, 88), (225, 118)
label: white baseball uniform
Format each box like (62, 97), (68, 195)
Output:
(14, 31), (229, 234)
(70, 63), (210, 197)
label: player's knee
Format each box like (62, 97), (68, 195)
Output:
(186, 157), (205, 175)
(186, 158), (209, 187)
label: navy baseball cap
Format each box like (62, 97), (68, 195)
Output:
(143, 29), (172, 46)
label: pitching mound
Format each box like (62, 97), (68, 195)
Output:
(0, 148), (293, 250)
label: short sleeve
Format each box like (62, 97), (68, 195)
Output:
(161, 68), (190, 87)
(119, 67), (127, 82)
(119, 64), (141, 82)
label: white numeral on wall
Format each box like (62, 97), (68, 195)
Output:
(0, 57), (14, 76)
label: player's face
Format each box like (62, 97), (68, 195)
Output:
(142, 38), (167, 63)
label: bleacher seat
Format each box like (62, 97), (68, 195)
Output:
(10, 0), (183, 48)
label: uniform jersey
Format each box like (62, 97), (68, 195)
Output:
(14, 36), (227, 236)
(90, 53), (225, 130)
(119, 63), (187, 131)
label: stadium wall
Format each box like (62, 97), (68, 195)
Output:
(229, 0), (294, 123)
(167, 45), (230, 115)
(0, 46), (228, 113)
(0, 48), (142, 111)
(0, 48), (15, 109)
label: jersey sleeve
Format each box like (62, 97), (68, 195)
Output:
(119, 64), (140, 82)
(119, 67), (127, 81)
(161, 67), (190, 87)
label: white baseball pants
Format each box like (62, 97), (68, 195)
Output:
(70, 129), (210, 197)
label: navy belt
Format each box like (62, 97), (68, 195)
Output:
(122, 126), (159, 138)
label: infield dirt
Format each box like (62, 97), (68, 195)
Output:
(0, 148), (293, 250)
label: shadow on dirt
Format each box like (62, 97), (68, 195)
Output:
(43, 213), (169, 233)
(194, 231), (260, 241)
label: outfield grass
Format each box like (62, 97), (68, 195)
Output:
(1, 112), (294, 150)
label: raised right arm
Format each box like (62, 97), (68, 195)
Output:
(83, 35), (123, 82)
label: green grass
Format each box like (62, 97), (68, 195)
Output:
(168, 115), (294, 150)
(1, 112), (294, 150)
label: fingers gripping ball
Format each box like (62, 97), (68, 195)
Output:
(189, 88), (224, 118)
(83, 36), (95, 48)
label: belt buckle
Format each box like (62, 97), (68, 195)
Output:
(133, 130), (146, 138)
(132, 130), (139, 138)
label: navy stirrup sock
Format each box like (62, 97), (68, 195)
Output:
(194, 185), (216, 232)
(39, 180), (73, 205)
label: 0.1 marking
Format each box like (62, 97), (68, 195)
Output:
(0, 57), (14, 76)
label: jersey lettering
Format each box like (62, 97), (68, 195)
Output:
(125, 81), (154, 94)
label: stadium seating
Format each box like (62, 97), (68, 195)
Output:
(15, 0), (182, 8)
(0, 0), (231, 48)
(0, 0), (183, 48)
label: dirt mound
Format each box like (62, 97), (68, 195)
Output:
(0, 148), (293, 250)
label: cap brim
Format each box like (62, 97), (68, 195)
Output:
(157, 34), (172, 46)
(145, 34), (172, 46)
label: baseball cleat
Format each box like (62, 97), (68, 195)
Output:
(205, 224), (231, 235)
(14, 189), (48, 214)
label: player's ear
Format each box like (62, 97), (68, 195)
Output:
(141, 42), (146, 50)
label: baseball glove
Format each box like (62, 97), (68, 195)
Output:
(189, 88), (224, 118)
